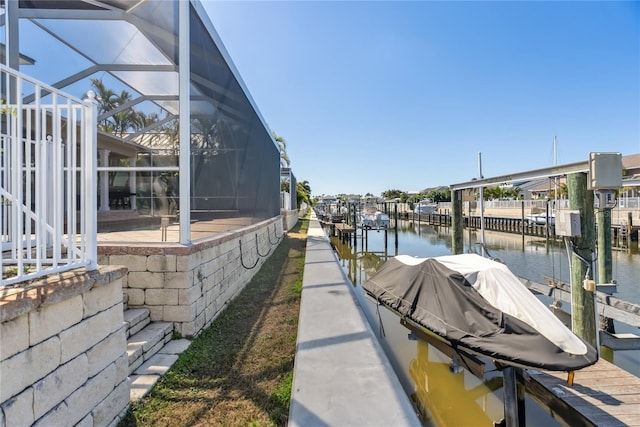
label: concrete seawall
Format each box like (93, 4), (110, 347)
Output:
(289, 214), (420, 426)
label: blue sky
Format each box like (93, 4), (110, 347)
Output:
(204, 1), (639, 197)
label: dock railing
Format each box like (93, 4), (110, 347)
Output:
(439, 198), (640, 212)
(1, 64), (97, 286)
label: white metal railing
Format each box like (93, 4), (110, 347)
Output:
(480, 199), (571, 210)
(1, 64), (97, 287)
(439, 198), (640, 212)
(618, 196), (640, 209)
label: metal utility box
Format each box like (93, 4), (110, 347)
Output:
(556, 210), (581, 237)
(588, 152), (622, 190)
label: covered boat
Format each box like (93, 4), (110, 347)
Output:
(362, 253), (598, 371)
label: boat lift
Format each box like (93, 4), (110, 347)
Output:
(449, 152), (625, 427)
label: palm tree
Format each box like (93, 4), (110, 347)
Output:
(300, 180), (311, 195)
(110, 89), (144, 137)
(549, 183), (569, 200)
(296, 180), (311, 208)
(91, 78), (117, 133)
(190, 116), (229, 170)
(90, 78), (152, 137)
(272, 131), (290, 167)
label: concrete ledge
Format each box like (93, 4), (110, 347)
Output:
(289, 214), (420, 426)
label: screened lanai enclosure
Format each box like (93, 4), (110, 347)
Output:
(281, 167), (298, 212)
(1, 0), (280, 246)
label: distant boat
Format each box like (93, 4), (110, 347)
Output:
(374, 211), (390, 229)
(362, 253), (598, 371)
(359, 212), (377, 229)
(358, 196), (389, 229)
(525, 213), (555, 226)
(359, 211), (389, 229)
(414, 200), (438, 215)
(328, 203), (346, 223)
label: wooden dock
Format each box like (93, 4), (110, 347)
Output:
(525, 358), (640, 426)
(319, 221), (356, 235)
(319, 220), (357, 243)
(333, 223), (356, 233)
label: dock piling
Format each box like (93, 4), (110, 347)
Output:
(502, 366), (522, 427)
(567, 172), (597, 348)
(451, 189), (463, 254)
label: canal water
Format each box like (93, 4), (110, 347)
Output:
(328, 219), (639, 427)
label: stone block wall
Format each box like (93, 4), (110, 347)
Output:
(98, 216), (283, 338)
(0, 266), (129, 427)
(281, 209), (299, 231)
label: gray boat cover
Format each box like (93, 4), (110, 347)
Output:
(362, 253), (598, 371)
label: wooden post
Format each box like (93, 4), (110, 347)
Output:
(597, 205), (615, 334)
(521, 200), (525, 235)
(516, 368), (526, 425)
(597, 207), (612, 284)
(394, 202), (398, 232)
(351, 202), (355, 226)
(451, 189), (463, 254)
(394, 200), (399, 251)
(545, 198), (550, 247)
(600, 345), (614, 364)
(567, 173), (597, 347)
(503, 367), (520, 427)
(384, 228), (388, 252)
(353, 203), (357, 248)
(365, 228), (369, 252)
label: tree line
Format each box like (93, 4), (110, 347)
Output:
(92, 78), (312, 209)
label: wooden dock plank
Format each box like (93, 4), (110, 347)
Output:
(334, 223), (355, 233)
(525, 359), (640, 426)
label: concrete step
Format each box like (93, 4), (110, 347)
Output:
(127, 321), (174, 374)
(124, 308), (150, 338)
(130, 339), (191, 402)
(122, 308), (193, 404)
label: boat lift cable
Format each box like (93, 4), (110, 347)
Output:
(239, 239), (260, 269)
(563, 237), (596, 281)
(564, 237), (602, 349)
(471, 242), (502, 263)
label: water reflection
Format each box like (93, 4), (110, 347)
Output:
(328, 219), (640, 426)
(410, 340), (503, 426)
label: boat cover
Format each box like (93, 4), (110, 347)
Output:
(362, 253), (598, 371)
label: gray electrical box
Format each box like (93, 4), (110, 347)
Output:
(588, 152), (622, 190)
(556, 210), (581, 237)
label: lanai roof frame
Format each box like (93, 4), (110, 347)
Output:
(6, 1), (259, 130)
(2, 0), (280, 244)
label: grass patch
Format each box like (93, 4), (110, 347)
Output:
(119, 217), (309, 426)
